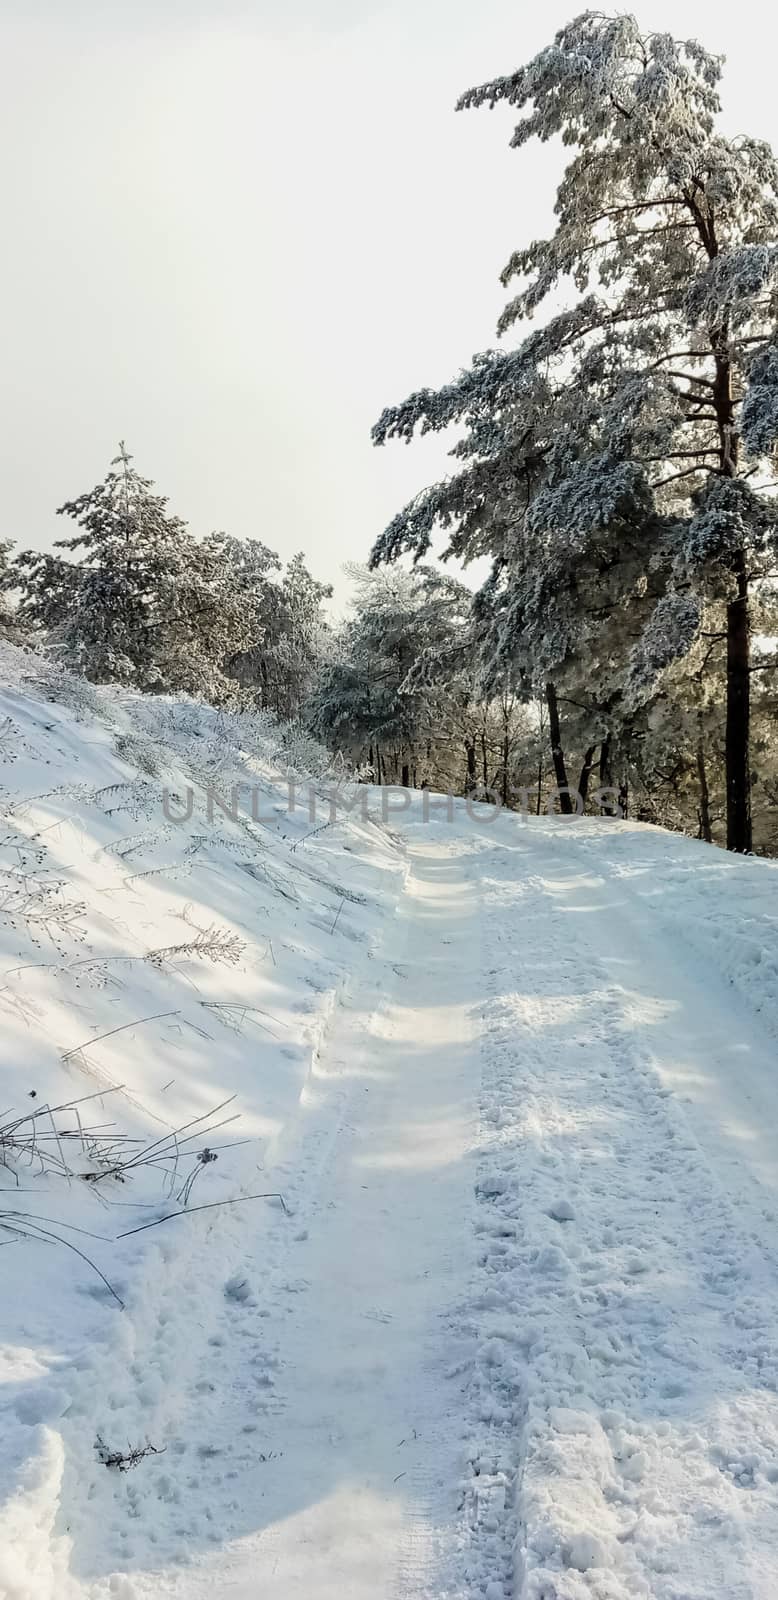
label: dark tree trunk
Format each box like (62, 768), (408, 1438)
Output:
(599, 734), (612, 788)
(401, 761), (410, 788)
(708, 303), (751, 853)
(726, 552), (752, 852)
(375, 745), (383, 786)
(501, 730), (510, 807)
(464, 734), (477, 793)
(696, 727), (713, 844)
(545, 682), (573, 814)
(577, 745), (597, 811)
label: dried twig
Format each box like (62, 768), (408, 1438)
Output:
(199, 1001), (284, 1038)
(115, 1191), (289, 1238)
(95, 1436), (163, 1471)
(61, 1011), (182, 1063)
(80, 1096), (241, 1190)
(0, 1212), (123, 1307)
(146, 924), (244, 969)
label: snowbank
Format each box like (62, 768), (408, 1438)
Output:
(0, 644), (405, 1599)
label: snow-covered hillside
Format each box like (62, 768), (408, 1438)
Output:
(2, 646), (778, 1600)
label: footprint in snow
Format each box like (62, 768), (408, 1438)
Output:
(224, 1274), (254, 1304)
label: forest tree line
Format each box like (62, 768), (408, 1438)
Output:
(1, 435), (777, 851)
(5, 14), (778, 854)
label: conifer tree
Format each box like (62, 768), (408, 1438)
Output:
(15, 443), (192, 687)
(311, 565), (495, 790)
(372, 13), (778, 851)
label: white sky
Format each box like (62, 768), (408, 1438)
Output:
(1, 0), (776, 611)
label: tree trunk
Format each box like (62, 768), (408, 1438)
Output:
(464, 734), (477, 793)
(696, 725), (713, 844)
(726, 552), (752, 852)
(375, 745), (383, 786)
(535, 693), (546, 814)
(708, 312), (751, 852)
(577, 745), (597, 812)
(501, 729), (510, 808)
(599, 734), (612, 788)
(401, 761), (410, 788)
(545, 682), (573, 814)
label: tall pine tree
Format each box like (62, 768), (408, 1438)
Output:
(372, 13), (778, 851)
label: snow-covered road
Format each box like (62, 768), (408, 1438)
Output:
(472, 823), (778, 1600)
(67, 809), (778, 1600)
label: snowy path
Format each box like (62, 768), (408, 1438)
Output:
(179, 832), (482, 1600)
(68, 827), (483, 1600)
(469, 824), (778, 1600)
(25, 808), (778, 1600)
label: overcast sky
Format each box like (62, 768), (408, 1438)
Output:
(1, 0), (776, 610)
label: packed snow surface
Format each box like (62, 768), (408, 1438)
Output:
(2, 648), (778, 1599)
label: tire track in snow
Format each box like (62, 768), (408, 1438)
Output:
(458, 835), (778, 1600)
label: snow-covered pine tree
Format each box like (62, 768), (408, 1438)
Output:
(311, 566), (436, 785)
(311, 564), (493, 792)
(371, 13), (778, 852)
(14, 444), (193, 687)
(0, 540), (29, 644)
(183, 533), (282, 704)
(264, 554), (333, 723)
(11, 462), (332, 714)
(226, 551), (332, 721)
(10, 547), (83, 644)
